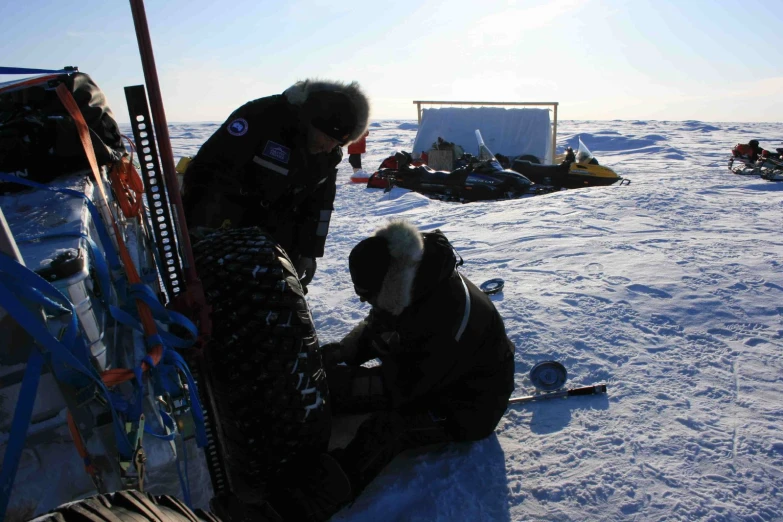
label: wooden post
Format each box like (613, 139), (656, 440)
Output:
(552, 103), (558, 164)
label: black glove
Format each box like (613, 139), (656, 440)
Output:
(295, 256), (317, 287)
(320, 342), (344, 366)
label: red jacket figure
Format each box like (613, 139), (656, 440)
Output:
(348, 130), (369, 173)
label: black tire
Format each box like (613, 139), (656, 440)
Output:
(516, 154), (541, 164)
(28, 490), (220, 522)
(193, 227), (331, 501)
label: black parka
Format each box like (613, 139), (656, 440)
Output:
(342, 223), (516, 441)
(182, 94), (340, 258)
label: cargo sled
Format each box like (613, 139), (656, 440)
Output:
(2, 27), (329, 522)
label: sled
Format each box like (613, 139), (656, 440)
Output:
(1, 8), (330, 520)
(728, 143), (783, 181)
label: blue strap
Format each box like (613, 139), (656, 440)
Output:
(164, 350), (208, 448)
(144, 408), (177, 442)
(0, 350), (44, 521)
(0, 256), (134, 458)
(176, 432), (193, 508)
(101, 286), (206, 449)
(0, 66), (73, 75)
(0, 264), (91, 374)
(109, 284), (197, 350)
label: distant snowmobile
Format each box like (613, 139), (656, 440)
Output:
(510, 138), (626, 189)
(367, 130), (541, 202)
(728, 140), (783, 181)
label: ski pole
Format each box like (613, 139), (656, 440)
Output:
(508, 383), (607, 405)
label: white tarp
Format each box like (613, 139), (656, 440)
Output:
(412, 107), (553, 164)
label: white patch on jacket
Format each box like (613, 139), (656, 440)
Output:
(373, 220), (424, 316)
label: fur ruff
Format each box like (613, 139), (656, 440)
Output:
(373, 220), (424, 316)
(283, 79), (370, 144)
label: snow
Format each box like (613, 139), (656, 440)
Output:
(166, 118), (783, 521)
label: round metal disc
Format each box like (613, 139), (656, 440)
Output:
(529, 361), (568, 391)
(480, 278), (505, 295)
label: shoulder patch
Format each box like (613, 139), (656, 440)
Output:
(262, 140), (291, 164)
(227, 118), (249, 136)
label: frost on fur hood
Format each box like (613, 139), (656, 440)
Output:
(283, 79), (370, 145)
(373, 220), (425, 316)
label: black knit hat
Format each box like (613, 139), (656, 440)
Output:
(304, 91), (357, 146)
(349, 236), (391, 297)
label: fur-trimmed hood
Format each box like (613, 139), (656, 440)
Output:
(283, 79), (370, 145)
(371, 220), (425, 316)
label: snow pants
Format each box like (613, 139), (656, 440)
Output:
(326, 364), (454, 497)
(348, 153), (362, 170)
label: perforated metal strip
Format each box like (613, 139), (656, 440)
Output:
(124, 85), (185, 299)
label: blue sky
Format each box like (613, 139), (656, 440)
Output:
(2, 0), (782, 124)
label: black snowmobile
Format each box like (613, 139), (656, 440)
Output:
(370, 130), (539, 202)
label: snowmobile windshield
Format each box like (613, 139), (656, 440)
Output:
(576, 137), (595, 164)
(475, 129), (503, 172)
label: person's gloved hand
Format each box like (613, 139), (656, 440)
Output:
(320, 342), (344, 366)
(295, 256), (317, 287)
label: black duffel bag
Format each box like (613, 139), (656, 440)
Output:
(0, 72), (125, 189)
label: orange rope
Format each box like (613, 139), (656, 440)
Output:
(108, 156), (144, 218)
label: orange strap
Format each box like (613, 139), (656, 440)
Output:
(67, 411), (99, 479)
(55, 84), (163, 385)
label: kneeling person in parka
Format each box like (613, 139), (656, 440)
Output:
(324, 219), (516, 505)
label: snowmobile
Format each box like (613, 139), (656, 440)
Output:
(510, 137), (625, 189)
(728, 141), (783, 181)
(1, 11), (331, 521)
(367, 130), (540, 202)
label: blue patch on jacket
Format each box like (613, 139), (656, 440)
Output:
(263, 141), (291, 164)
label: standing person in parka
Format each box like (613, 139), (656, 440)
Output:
(347, 129), (369, 175)
(182, 79), (370, 289)
(322, 219), (516, 512)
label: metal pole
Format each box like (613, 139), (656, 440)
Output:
(0, 207), (23, 263)
(551, 103), (558, 165)
(0, 206), (24, 322)
(128, 0), (209, 332)
(508, 384), (607, 405)
(127, 0), (199, 287)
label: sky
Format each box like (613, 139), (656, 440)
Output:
(6, 110), (783, 520)
(2, 0), (783, 124)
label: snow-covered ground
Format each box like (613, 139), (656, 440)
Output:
(170, 118), (783, 521)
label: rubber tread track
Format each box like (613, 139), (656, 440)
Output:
(28, 490), (221, 521)
(192, 227), (331, 501)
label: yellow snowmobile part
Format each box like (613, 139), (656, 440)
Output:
(568, 162), (621, 180)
